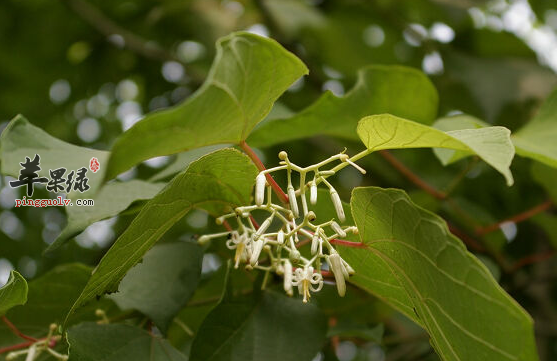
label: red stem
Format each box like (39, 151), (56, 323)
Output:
(476, 200), (553, 235)
(239, 141), (289, 204)
(379, 150), (447, 200)
(249, 214), (260, 230)
(329, 239), (367, 248)
(0, 338), (55, 355)
(510, 250), (556, 272)
(2, 316), (37, 342)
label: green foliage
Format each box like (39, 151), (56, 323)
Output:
(0, 271), (27, 316)
(105, 32), (308, 180)
(513, 89), (557, 167)
(357, 114), (515, 185)
(68, 323), (188, 361)
(110, 242), (203, 333)
(2, 3), (557, 360)
(67, 148), (258, 319)
(342, 187), (537, 361)
(189, 290), (327, 361)
(248, 65), (438, 147)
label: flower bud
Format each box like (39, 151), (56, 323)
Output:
(197, 235), (212, 245)
(249, 239), (264, 266)
(331, 221), (346, 238)
(283, 261), (293, 296)
(343, 259), (355, 275)
(310, 181), (318, 205)
(277, 229), (285, 245)
(328, 253), (346, 297)
(255, 173), (266, 206)
(290, 249), (301, 263)
(287, 185), (299, 218)
(330, 189), (345, 222)
(254, 215), (273, 240)
(279, 151), (288, 160)
(311, 233), (320, 255)
(25, 344), (36, 361)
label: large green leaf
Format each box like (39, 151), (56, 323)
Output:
(0, 115), (109, 196)
(105, 32), (307, 179)
(357, 114), (515, 185)
(513, 88), (557, 167)
(67, 148), (258, 319)
(189, 290), (327, 361)
(110, 242), (203, 333)
(340, 187), (537, 361)
(68, 323), (187, 361)
(0, 264), (114, 347)
(47, 180), (165, 252)
(0, 271), (27, 316)
(248, 65), (438, 147)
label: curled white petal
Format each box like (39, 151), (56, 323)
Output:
(255, 173), (266, 206)
(310, 181), (318, 205)
(287, 185), (299, 218)
(330, 189), (345, 222)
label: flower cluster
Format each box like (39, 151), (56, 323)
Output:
(198, 151), (365, 302)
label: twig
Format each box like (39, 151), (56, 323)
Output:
(379, 150), (447, 200)
(510, 250), (556, 273)
(238, 141), (289, 204)
(2, 316), (37, 342)
(62, 0), (176, 62)
(475, 200), (553, 235)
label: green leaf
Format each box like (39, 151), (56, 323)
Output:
(0, 264), (114, 347)
(0, 115), (109, 196)
(189, 290), (327, 361)
(149, 145), (229, 182)
(105, 32), (307, 179)
(110, 242), (203, 333)
(513, 88), (557, 167)
(247, 65), (438, 147)
(531, 161), (557, 203)
(432, 114), (491, 165)
(0, 271), (27, 316)
(46, 180), (165, 252)
(341, 187), (538, 361)
(67, 148), (258, 319)
(68, 323), (187, 361)
(357, 114), (515, 185)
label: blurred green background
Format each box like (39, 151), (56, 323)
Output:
(1, 0), (557, 360)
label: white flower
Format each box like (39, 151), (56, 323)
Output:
(292, 266), (323, 303)
(255, 173), (266, 206)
